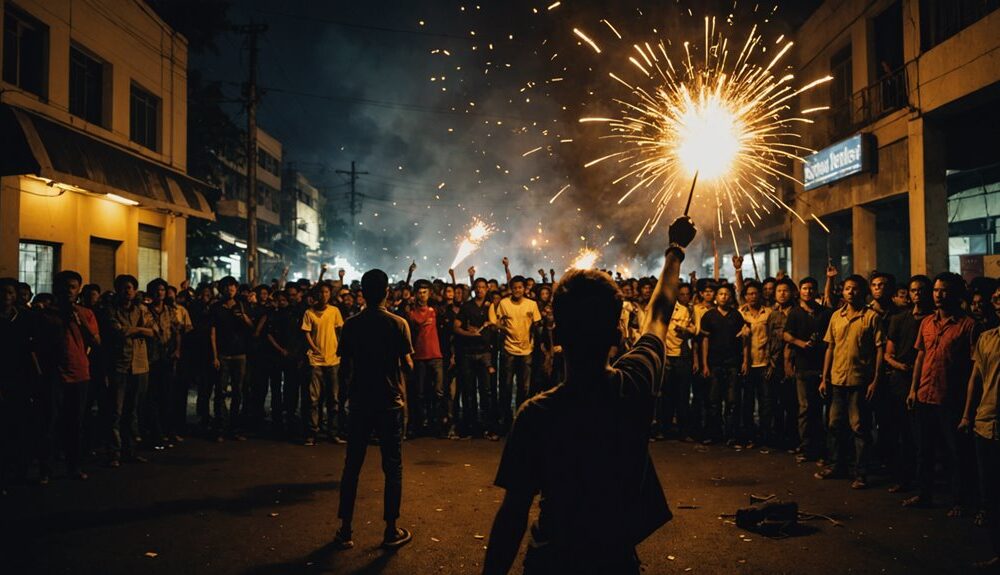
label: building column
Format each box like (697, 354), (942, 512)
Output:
(0, 176), (21, 278)
(790, 216), (809, 280)
(907, 117), (949, 276)
(852, 205), (877, 276)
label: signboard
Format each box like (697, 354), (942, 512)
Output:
(803, 134), (871, 191)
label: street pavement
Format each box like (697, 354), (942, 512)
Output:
(1, 433), (990, 574)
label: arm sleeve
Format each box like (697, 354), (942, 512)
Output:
(494, 406), (540, 494)
(334, 307), (344, 329)
(823, 317), (834, 345)
(915, 319), (926, 351)
(611, 333), (665, 400)
(301, 310), (313, 333)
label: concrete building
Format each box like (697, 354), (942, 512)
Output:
(790, 0), (1000, 282)
(190, 127), (284, 284)
(279, 168), (322, 280)
(0, 0), (213, 294)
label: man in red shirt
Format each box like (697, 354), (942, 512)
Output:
(408, 279), (447, 437)
(37, 270), (100, 483)
(904, 272), (977, 515)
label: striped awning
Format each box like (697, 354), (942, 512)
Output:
(0, 103), (215, 220)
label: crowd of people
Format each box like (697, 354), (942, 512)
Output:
(1, 248), (999, 567)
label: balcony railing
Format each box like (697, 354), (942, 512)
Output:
(829, 64), (909, 140)
(920, 0), (1000, 51)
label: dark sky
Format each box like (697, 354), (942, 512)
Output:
(195, 0), (822, 279)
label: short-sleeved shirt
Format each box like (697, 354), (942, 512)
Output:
(823, 306), (884, 387)
(693, 302), (713, 335)
(740, 304), (772, 368)
(700, 307), (747, 367)
(302, 305), (345, 366)
(886, 310), (929, 368)
(766, 305), (791, 368)
(37, 304), (98, 383)
(437, 302), (459, 357)
(784, 302), (832, 373)
(494, 334), (671, 570)
(490, 297), (540, 356)
(108, 302), (153, 375)
(211, 300), (252, 357)
(972, 327), (1000, 440)
(914, 311), (976, 405)
(408, 305), (443, 361)
(664, 303), (693, 358)
(338, 306), (413, 409)
(457, 299), (492, 354)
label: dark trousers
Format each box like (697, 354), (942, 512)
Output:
(307, 365), (342, 437)
(742, 366), (766, 442)
(689, 373), (710, 439)
(281, 357), (305, 427)
(190, 354), (216, 425)
(771, 369), (798, 448)
(411, 358), (446, 433)
(659, 355), (692, 436)
(108, 371), (148, 460)
(338, 407), (404, 524)
(499, 351), (532, 432)
(1, 381), (32, 482)
(879, 373), (916, 486)
(459, 351), (494, 434)
(975, 435), (1000, 554)
(914, 401), (977, 506)
(796, 370), (825, 458)
(828, 385), (871, 477)
(214, 355), (247, 432)
(707, 364), (738, 440)
(145, 358), (175, 441)
(39, 378), (88, 474)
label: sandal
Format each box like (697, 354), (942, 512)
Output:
(381, 527), (412, 550)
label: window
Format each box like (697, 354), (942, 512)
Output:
(828, 45), (853, 137)
(138, 224), (162, 288)
(18, 240), (58, 294)
(69, 44), (105, 126)
(130, 83), (160, 151)
(920, 0), (1000, 51)
(3, 4), (48, 97)
(257, 149), (280, 177)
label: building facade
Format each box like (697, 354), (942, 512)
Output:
(0, 0), (213, 294)
(280, 168), (322, 280)
(791, 0), (1000, 282)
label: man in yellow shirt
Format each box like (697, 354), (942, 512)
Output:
(490, 275), (541, 435)
(302, 282), (345, 445)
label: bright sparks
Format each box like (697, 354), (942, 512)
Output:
(568, 248), (600, 270)
(450, 217), (496, 268)
(579, 16), (833, 244)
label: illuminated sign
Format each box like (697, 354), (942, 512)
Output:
(803, 134), (872, 190)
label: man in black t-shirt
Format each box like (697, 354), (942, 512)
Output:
(209, 276), (253, 440)
(482, 216), (695, 575)
(699, 284), (749, 444)
(783, 276), (833, 461)
(456, 278), (497, 438)
(334, 269), (414, 551)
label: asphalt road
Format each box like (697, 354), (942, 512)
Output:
(1, 433), (990, 574)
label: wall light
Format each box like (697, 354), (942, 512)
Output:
(105, 193), (139, 206)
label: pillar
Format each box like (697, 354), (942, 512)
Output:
(852, 205), (877, 276)
(791, 215), (810, 280)
(0, 176), (21, 278)
(907, 117), (949, 276)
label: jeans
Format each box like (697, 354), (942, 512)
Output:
(914, 401), (977, 506)
(459, 351), (494, 434)
(796, 370), (824, 458)
(338, 407), (404, 524)
(741, 366), (765, 443)
(307, 365), (342, 438)
(975, 435), (1000, 554)
(707, 363), (738, 441)
(108, 371), (148, 460)
(215, 355), (247, 433)
(499, 351), (532, 433)
(39, 377), (88, 473)
(659, 355), (692, 436)
(828, 385), (871, 477)
(411, 358), (446, 433)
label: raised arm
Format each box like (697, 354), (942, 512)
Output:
(406, 261), (417, 286)
(732, 254), (745, 306)
(823, 264), (837, 308)
(502, 257), (512, 283)
(641, 217), (697, 342)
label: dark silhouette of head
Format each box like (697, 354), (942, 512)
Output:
(362, 269), (390, 306)
(553, 268), (623, 362)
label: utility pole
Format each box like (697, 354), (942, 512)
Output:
(335, 161), (368, 259)
(235, 22), (267, 285)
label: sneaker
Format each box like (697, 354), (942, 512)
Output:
(303, 437), (316, 447)
(381, 527), (412, 550)
(485, 432), (500, 442)
(331, 436), (347, 445)
(850, 477), (868, 490)
(333, 529), (354, 550)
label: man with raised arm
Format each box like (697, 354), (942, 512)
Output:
(483, 216), (696, 575)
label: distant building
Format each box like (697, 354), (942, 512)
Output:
(0, 0), (214, 294)
(790, 0), (1000, 282)
(280, 168), (322, 280)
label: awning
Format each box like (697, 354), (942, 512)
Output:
(0, 103), (215, 220)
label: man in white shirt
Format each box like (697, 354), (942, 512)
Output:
(490, 275), (541, 435)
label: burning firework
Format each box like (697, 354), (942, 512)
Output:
(578, 16), (832, 245)
(568, 248), (600, 270)
(450, 217), (497, 269)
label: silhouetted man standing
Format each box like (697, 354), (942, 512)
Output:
(483, 216), (696, 575)
(334, 269), (414, 551)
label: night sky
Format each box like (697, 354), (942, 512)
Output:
(195, 0), (822, 280)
